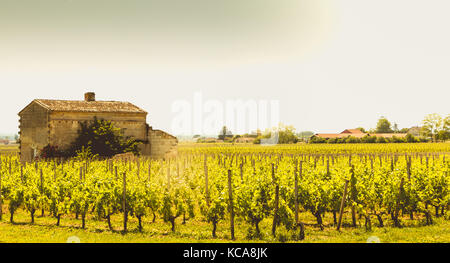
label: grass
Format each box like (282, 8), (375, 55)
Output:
(1, 206), (449, 243)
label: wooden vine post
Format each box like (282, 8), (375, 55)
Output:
(326, 158), (330, 177)
(40, 168), (44, 216)
(167, 165), (171, 189)
(299, 160), (303, 180)
(294, 159), (299, 225)
(123, 171), (127, 232)
(370, 157), (374, 173)
(148, 162), (152, 181)
(20, 165), (24, 182)
(337, 180), (349, 231)
(137, 160), (140, 179)
(239, 162), (243, 182)
(204, 155), (210, 207)
(350, 165), (357, 227)
(0, 171), (2, 220)
(271, 163), (279, 237)
(227, 169), (235, 240)
(407, 156), (413, 219)
(393, 177), (404, 227)
(407, 156), (412, 180)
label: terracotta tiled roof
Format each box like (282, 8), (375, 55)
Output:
(315, 133), (369, 139)
(315, 133), (346, 138)
(30, 99), (147, 114)
(341, 129), (364, 134)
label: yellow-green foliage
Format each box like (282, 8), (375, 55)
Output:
(0, 143), (449, 242)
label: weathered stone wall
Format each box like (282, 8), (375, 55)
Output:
(19, 102), (50, 162)
(49, 111), (148, 151)
(19, 102), (177, 160)
(148, 129), (178, 159)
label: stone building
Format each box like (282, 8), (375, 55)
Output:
(18, 92), (177, 162)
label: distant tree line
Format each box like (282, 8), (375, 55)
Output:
(309, 134), (425, 144)
(195, 113), (449, 145)
(253, 124), (299, 144)
(310, 113), (449, 144)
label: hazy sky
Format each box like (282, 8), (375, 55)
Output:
(1, 0), (449, 135)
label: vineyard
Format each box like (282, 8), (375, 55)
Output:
(0, 143), (449, 242)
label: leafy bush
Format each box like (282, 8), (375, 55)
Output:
(345, 136), (361, 143)
(376, 136), (387, 143)
(361, 135), (377, 143)
(391, 136), (406, 143)
(40, 145), (63, 159)
(309, 136), (327, 144)
(327, 138), (338, 144)
(406, 134), (417, 143)
(66, 117), (141, 158)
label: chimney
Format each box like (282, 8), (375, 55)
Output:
(84, 92), (95, 102)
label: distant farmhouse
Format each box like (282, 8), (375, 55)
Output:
(313, 129), (408, 139)
(234, 137), (256, 143)
(18, 92), (177, 162)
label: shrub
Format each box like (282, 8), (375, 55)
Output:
(309, 136), (326, 144)
(376, 136), (387, 143)
(391, 136), (406, 143)
(361, 135), (377, 143)
(66, 117), (141, 158)
(327, 138), (337, 144)
(345, 136), (361, 143)
(406, 134), (417, 143)
(336, 138), (346, 144)
(39, 145), (63, 159)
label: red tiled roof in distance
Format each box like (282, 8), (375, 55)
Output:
(314, 133), (342, 138)
(341, 129), (365, 134)
(314, 133), (371, 139)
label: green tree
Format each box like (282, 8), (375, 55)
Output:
(438, 115), (450, 141)
(375, 117), (394, 133)
(309, 136), (326, 144)
(356, 127), (366, 133)
(421, 113), (444, 142)
(399, 128), (410, 133)
(376, 136), (387, 143)
(405, 133), (417, 143)
(277, 124), (298, 144)
(297, 131), (314, 141)
(393, 123), (399, 133)
(218, 126), (232, 141)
